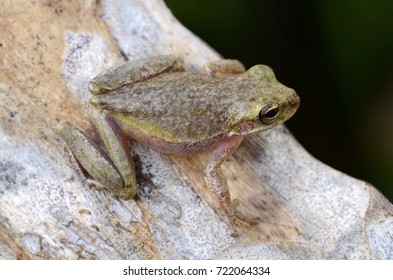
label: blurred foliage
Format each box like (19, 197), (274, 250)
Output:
(165, 0), (393, 202)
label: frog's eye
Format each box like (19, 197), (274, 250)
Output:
(259, 104), (279, 124)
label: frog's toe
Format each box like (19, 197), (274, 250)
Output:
(234, 211), (260, 226)
(118, 188), (136, 201)
(232, 199), (260, 226)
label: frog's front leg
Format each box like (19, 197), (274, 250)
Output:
(204, 59), (246, 77)
(205, 135), (258, 236)
(88, 55), (185, 95)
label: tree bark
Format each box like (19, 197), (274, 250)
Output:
(0, 0), (392, 259)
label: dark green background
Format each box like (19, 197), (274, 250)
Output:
(165, 0), (393, 202)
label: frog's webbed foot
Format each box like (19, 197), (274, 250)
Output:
(212, 190), (259, 237)
(232, 199), (260, 225)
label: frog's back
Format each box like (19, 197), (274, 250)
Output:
(90, 72), (240, 144)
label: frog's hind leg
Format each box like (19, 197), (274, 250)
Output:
(88, 55), (185, 95)
(58, 120), (126, 197)
(88, 108), (138, 200)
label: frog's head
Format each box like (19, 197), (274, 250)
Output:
(230, 65), (300, 136)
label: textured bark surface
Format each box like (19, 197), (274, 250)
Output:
(0, 0), (392, 259)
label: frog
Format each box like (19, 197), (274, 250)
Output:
(58, 55), (300, 236)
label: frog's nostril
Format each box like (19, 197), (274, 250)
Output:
(289, 91), (300, 109)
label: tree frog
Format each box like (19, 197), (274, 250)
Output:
(58, 55), (299, 236)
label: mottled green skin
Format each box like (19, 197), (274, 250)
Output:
(90, 65), (299, 154)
